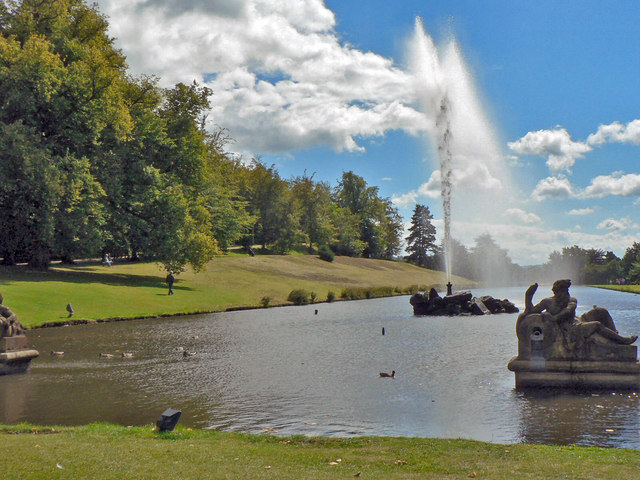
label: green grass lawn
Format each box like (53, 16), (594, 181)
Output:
(0, 255), (469, 328)
(593, 284), (640, 295)
(1, 423), (639, 480)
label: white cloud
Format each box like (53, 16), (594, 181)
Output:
(581, 172), (640, 198)
(392, 161), (503, 207)
(567, 207), (594, 216)
(532, 176), (575, 201)
(587, 119), (640, 145)
(597, 217), (635, 232)
(507, 128), (592, 174)
(504, 208), (541, 224)
(95, 0), (427, 154)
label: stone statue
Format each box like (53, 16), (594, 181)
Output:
(508, 279), (640, 388)
(0, 293), (25, 338)
(0, 292), (38, 376)
(520, 279), (636, 354)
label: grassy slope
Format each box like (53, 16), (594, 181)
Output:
(0, 254), (470, 328)
(1, 423), (639, 480)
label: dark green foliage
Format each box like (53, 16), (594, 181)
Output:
(287, 289), (310, 305)
(260, 296), (271, 307)
(318, 245), (334, 262)
(405, 204), (437, 267)
(326, 291), (336, 302)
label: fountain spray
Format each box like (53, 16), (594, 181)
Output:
(437, 96), (453, 291)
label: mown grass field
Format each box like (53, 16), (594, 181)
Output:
(0, 254), (470, 328)
(2, 423), (639, 480)
(593, 284), (640, 295)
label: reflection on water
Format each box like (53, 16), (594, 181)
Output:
(1, 286), (640, 448)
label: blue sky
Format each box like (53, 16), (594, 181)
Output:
(95, 0), (640, 265)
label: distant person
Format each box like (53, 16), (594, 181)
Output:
(248, 247), (255, 257)
(166, 271), (175, 295)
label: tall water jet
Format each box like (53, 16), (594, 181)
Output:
(437, 96), (453, 285)
(408, 18), (516, 287)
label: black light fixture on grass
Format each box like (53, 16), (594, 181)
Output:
(156, 408), (182, 432)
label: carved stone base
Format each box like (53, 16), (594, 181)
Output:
(508, 357), (640, 389)
(0, 335), (39, 376)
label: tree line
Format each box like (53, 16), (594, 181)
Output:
(405, 203), (640, 285)
(0, 0), (403, 271)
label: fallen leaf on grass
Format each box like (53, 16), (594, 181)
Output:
(329, 462), (339, 466)
(353, 472), (361, 477)
(56, 463), (64, 469)
(279, 439), (291, 445)
(468, 472), (477, 478)
(395, 460), (407, 465)
(264, 465), (272, 470)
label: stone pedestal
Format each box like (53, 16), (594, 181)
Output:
(507, 357), (640, 389)
(0, 335), (39, 376)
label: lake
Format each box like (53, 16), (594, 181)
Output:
(2, 286), (640, 448)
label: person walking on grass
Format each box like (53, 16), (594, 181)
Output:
(166, 271), (175, 295)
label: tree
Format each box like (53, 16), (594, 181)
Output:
(239, 160), (302, 252)
(333, 171), (403, 259)
(405, 204), (437, 267)
(621, 242), (640, 281)
(291, 172), (336, 252)
(0, 122), (59, 267)
(470, 233), (516, 286)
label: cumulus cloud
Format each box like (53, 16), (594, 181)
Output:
(597, 217), (635, 232)
(504, 208), (541, 224)
(392, 161), (503, 207)
(508, 128), (591, 174)
(581, 172), (640, 198)
(587, 119), (640, 146)
(532, 176), (575, 201)
(95, 0), (426, 154)
(567, 207), (594, 216)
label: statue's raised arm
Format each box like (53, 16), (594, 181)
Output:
(523, 283), (538, 315)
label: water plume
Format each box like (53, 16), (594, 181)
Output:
(408, 18), (515, 285)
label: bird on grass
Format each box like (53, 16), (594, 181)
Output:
(66, 303), (74, 317)
(50, 351), (65, 357)
(379, 370), (395, 378)
(121, 352), (134, 358)
(99, 353), (114, 358)
(183, 350), (196, 357)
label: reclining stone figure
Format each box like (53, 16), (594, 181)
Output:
(515, 279), (637, 361)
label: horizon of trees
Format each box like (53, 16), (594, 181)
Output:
(405, 203), (640, 286)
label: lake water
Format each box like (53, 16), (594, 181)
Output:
(2, 286), (640, 448)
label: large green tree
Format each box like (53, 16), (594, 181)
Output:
(333, 171), (403, 259)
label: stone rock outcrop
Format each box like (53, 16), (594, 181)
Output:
(410, 289), (518, 316)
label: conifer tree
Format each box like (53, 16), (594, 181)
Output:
(405, 204), (437, 267)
